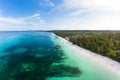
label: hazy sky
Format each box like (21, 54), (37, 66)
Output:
(0, 0), (120, 31)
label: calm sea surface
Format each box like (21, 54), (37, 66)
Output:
(0, 31), (120, 80)
(0, 31), (81, 80)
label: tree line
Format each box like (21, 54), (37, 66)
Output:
(53, 31), (120, 62)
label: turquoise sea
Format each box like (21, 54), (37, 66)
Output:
(0, 31), (120, 80)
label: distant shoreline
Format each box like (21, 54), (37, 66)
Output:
(0, 30), (120, 32)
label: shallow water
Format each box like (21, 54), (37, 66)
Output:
(0, 31), (81, 80)
(0, 31), (120, 80)
(49, 36), (120, 80)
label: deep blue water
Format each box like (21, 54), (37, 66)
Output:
(0, 31), (80, 80)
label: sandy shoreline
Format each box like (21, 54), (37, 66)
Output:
(57, 36), (120, 76)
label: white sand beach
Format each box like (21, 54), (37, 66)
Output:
(48, 34), (120, 80)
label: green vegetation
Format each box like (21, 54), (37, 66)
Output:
(53, 31), (120, 62)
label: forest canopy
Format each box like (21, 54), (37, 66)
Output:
(53, 31), (120, 62)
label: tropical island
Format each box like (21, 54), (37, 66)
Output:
(52, 30), (120, 62)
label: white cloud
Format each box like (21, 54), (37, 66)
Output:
(0, 10), (24, 24)
(50, 0), (120, 30)
(0, 13), (46, 31)
(69, 10), (88, 16)
(0, 17), (24, 24)
(64, 0), (120, 12)
(29, 13), (40, 18)
(0, 13), (44, 24)
(52, 0), (120, 15)
(21, 13), (45, 24)
(39, 0), (55, 7)
(85, 14), (120, 30)
(1, 0), (120, 30)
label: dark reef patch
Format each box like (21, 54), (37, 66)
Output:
(0, 32), (81, 80)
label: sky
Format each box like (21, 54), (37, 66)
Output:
(0, 0), (120, 31)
